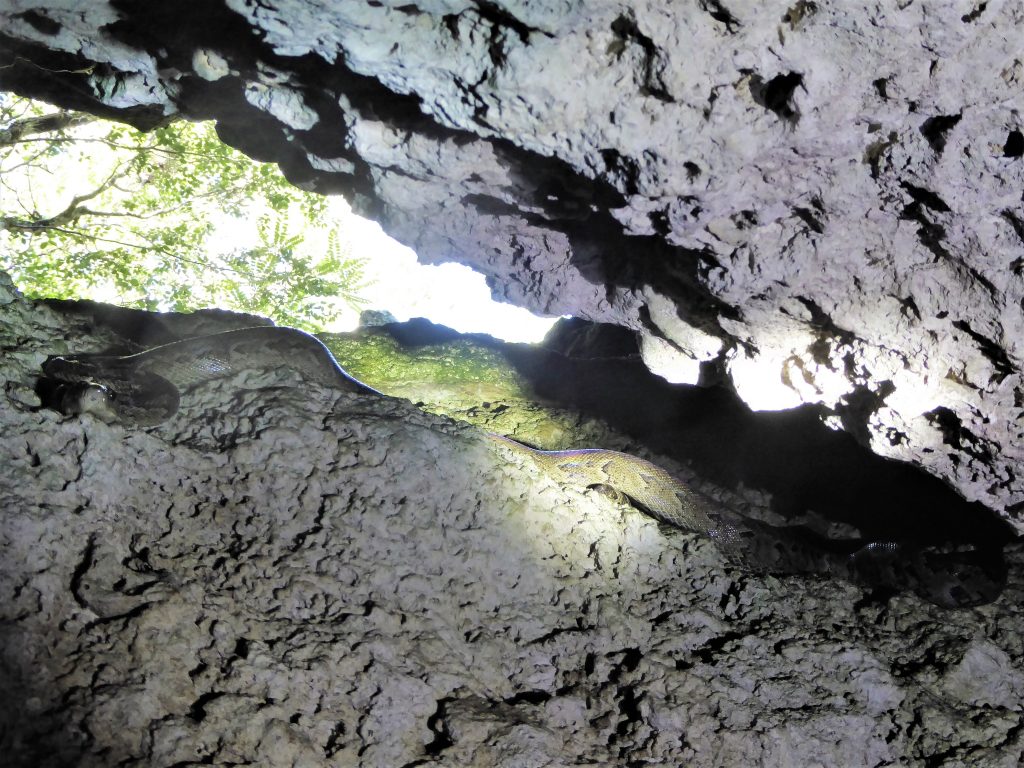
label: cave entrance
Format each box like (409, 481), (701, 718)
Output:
(0, 93), (559, 343)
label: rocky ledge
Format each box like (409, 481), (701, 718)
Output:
(1, 276), (1022, 766)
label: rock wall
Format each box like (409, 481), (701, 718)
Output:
(6, 5), (1024, 764)
(2, 273), (1023, 766)
(3, 2), (1024, 529)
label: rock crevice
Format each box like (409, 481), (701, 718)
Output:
(4, 1), (1021, 523)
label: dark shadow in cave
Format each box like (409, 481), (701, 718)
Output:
(382, 318), (1015, 552)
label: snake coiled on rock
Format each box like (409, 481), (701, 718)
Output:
(42, 326), (1005, 607)
(43, 326), (381, 425)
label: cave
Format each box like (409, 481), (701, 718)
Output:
(1, 2), (1023, 766)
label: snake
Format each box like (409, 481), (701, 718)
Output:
(41, 325), (1005, 608)
(42, 326), (382, 425)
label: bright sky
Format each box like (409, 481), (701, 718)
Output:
(326, 201), (561, 343)
(207, 196), (561, 343)
(1, 96), (561, 344)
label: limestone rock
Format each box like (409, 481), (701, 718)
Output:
(0, 281), (1022, 766)
(3, 2), (1022, 529)
(4, 5), (1024, 761)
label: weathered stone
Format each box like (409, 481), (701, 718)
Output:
(4, 1), (1022, 527)
(4, 4), (1024, 764)
(0, 274), (1021, 766)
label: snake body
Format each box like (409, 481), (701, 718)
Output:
(42, 326), (1004, 607)
(43, 326), (381, 425)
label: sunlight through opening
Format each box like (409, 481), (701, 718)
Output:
(323, 201), (562, 344)
(0, 97), (562, 345)
(206, 198), (563, 344)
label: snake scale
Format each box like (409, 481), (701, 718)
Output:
(42, 325), (1004, 607)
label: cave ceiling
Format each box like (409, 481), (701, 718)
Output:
(2, 1), (1023, 529)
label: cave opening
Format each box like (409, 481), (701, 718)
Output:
(0, 93), (560, 343)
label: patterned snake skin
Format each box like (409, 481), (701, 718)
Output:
(43, 326), (381, 425)
(42, 326), (1004, 607)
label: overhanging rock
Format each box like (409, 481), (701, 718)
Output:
(2, 3), (1024, 527)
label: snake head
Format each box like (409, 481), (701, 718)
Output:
(42, 354), (126, 422)
(41, 354), (179, 425)
(59, 382), (120, 423)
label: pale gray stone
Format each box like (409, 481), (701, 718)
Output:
(3, 3), (1024, 764)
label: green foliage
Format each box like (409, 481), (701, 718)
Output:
(0, 93), (370, 331)
(213, 219), (369, 330)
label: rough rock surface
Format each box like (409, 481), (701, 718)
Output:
(6, 0), (1024, 528)
(2, 2), (1024, 530)
(4, 6), (1024, 762)
(329, 318), (1014, 553)
(2, 273), (1024, 766)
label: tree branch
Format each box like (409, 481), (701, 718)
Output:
(0, 111), (94, 146)
(2, 223), (251, 278)
(19, 159), (132, 228)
